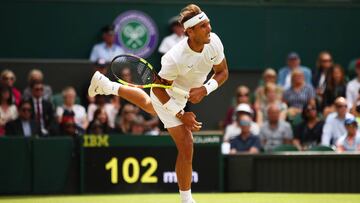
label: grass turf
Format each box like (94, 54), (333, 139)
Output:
(1, 193), (360, 203)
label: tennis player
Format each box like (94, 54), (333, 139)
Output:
(151, 4), (228, 203)
(88, 4), (228, 203)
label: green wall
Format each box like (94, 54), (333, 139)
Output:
(1, 1), (360, 70)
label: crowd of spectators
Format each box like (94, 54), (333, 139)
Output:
(225, 52), (360, 153)
(0, 24), (162, 138)
(0, 65), (160, 138)
(1, 22), (359, 154)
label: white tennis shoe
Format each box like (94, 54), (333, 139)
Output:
(88, 71), (110, 97)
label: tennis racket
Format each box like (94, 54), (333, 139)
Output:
(110, 54), (189, 98)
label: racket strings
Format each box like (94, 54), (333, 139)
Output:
(112, 55), (156, 86)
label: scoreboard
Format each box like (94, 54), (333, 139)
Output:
(80, 135), (222, 193)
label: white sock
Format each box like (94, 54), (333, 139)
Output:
(180, 189), (192, 203)
(104, 81), (121, 96)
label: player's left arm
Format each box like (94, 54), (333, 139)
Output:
(189, 58), (229, 104)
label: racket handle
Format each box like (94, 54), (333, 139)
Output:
(171, 86), (189, 99)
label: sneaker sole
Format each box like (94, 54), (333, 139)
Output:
(88, 72), (101, 97)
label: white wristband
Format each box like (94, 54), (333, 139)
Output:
(203, 78), (218, 95)
(163, 98), (182, 116)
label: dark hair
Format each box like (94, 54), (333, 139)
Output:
(356, 104), (360, 114)
(325, 64), (345, 92)
(301, 102), (317, 122)
(18, 99), (32, 109)
(101, 25), (114, 34)
(93, 108), (107, 124)
(316, 51), (332, 69)
(0, 84), (13, 105)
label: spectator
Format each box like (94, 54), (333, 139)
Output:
(59, 114), (81, 137)
(353, 104), (360, 123)
(0, 85), (18, 136)
(255, 83), (287, 126)
(88, 95), (120, 128)
(142, 113), (160, 136)
(321, 97), (354, 146)
(259, 104), (293, 152)
(23, 69), (53, 101)
(5, 100), (38, 137)
(130, 117), (146, 135)
(229, 114), (261, 154)
(322, 64), (347, 115)
(254, 68), (283, 109)
(283, 69), (316, 118)
(113, 104), (140, 134)
(312, 51), (334, 104)
(119, 66), (133, 83)
(89, 25), (124, 62)
(0, 69), (22, 106)
(56, 87), (88, 131)
(223, 103), (260, 142)
(87, 120), (103, 135)
(278, 52), (312, 90)
(29, 81), (56, 136)
(346, 57), (360, 80)
(223, 85), (253, 127)
(87, 108), (112, 134)
(293, 102), (324, 150)
(158, 16), (185, 55)
(336, 118), (360, 152)
(346, 59), (360, 109)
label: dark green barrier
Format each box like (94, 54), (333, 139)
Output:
(32, 137), (78, 194)
(0, 137), (32, 194)
(225, 153), (360, 193)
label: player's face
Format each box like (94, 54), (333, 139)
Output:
(191, 20), (212, 44)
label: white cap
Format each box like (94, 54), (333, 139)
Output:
(235, 103), (253, 115)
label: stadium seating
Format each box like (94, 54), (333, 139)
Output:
(272, 144), (298, 152)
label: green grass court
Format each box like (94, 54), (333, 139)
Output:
(1, 193), (360, 203)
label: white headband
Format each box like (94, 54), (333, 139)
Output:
(183, 12), (209, 30)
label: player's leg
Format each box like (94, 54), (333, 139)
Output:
(88, 71), (155, 114)
(118, 85), (155, 114)
(167, 125), (195, 203)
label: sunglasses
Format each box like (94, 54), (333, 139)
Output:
(336, 104), (347, 108)
(34, 87), (44, 91)
(3, 77), (14, 81)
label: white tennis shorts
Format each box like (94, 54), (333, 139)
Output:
(150, 90), (187, 129)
